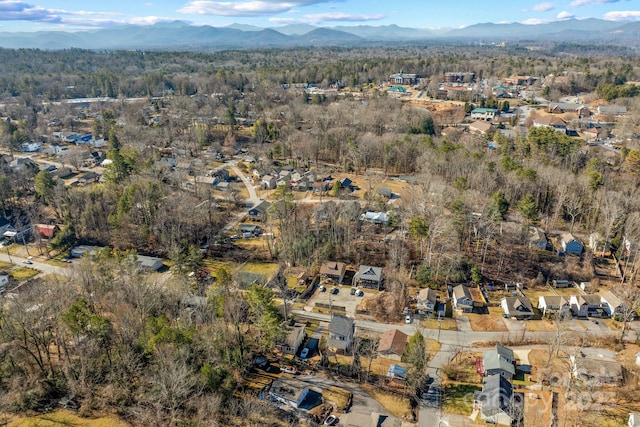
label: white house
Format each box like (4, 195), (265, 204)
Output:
(570, 294), (603, 318)
(500, 296), (534, 320)
(452, 285), (474, 313)
(0, 271), (9, 289)
(538, 295), (570, 317)
(601, 290), (625, 318)
(269, 377), (310, 409)
(416, 288), (438, 316)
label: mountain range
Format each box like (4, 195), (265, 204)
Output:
(0, 19), (638, 50)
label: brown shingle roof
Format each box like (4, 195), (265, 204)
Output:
(378, 329), (408, 357)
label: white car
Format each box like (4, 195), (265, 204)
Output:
(405, 315), (412, 324)
(300, 348), (309, 359)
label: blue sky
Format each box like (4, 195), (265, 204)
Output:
(0, 0), (638, 31)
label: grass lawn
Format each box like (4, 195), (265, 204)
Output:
(521, 318), (557, 332)
(242, 262), (279, 277)
(465, 306), (508, 332)
(0, 261), (13, 270)
(11, 267), (39, 281)
(420, 317), (458, 331)
(360, 383), (412, 420)
(4, 410), (129, 427)
(442, 382), (481, 416)
(322, 385), (352, 411)
(203, 259), (237, 274)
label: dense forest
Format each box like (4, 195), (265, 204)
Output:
(1, 45), (640, 425)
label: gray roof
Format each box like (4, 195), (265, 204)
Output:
(539, 295), (569, 308)
(580, 294), (602, 306)
(355, 265), (382, 282)
(601, 290), (623, 309)
(329, 314), (354, 337)
(496, 344), (514, 362)
(251, 200), (271, 213)
(417, 288), (438, 304)
(484, 350), (516, 376)
(476, 374), (513, 417)
(453, 284), (472, 301)
(502, 296), (533, 315)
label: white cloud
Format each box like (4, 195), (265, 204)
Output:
(521, 18), (547, 25)
(0, 1), (178, 27)
(178, 0), (338, 17)
(604, 10), (640, 20)
(571, 0), (625, 7)
(556, 10), (575, 19)
(270, 11), (383, 25)
(532, 2), (555, 12)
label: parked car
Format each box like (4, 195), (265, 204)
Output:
(350, 287), (357, 295)
(23, 260), (33, 265)
(330, 287), (339, 295)
(324, 415), (337, 425)
(300, 348), (309, 359)
(356, 289), (364, 297)
(280, 365), (297, 374)
(318, 285), (326, 292)
(405, 314), (412, 324)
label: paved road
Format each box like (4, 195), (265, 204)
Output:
(0, 252), (70, 277)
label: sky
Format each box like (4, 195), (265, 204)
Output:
(0, 0), (639, 32)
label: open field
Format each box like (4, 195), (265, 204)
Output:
(360, 383), (412, 420)
(441, 382), (480, 416)
(3, 410), (129, 427)
(465, 307), (508, 332)
(420, 317), (458, 331)
(11, 267), (39, 281)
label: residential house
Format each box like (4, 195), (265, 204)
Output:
(439, 85), (472, 101)
(570, 294), (604, 317)
(561, 233), (584, 255)
(538, 296), (570, 317)
(269, 377), (311, 409)
(451, 284), (485, 313)
(589, 232), (610, 256)
(10, 157), (37, 172)
(20, 141), (42, 152)
(469, 120), (493, 136)
(597, 105), (627, 116)
(0, 217), (15, 238)
(387, 364), (407, 380)
(339, 177), (353, 190)
(474, 374), (521, 426)
(416, 288), (438, 317)
(389, 72), (418, 85)
(533, 116), (568, 132)
(529, 227), (548, 250)
(311, 180), (332, 193)
(504, 75), (537, 86)
(549, 102), (590, 118)
(276, 322), (306, 356)
(378, 329), (408, 361)
(377, 188), (392, 199)
(444, 72), (475, 83)
(552, 279), (570, 288)
(630, 413), (640, 427)
(36, 224), (58, 239)
(0, 272), (9, 290)
(137, 255), (163, 271)
(601, 290), (625, 318)
(360, 211), (389, 225)
(320, 261), (346, 284)
(261, 175), (277, 190)
(483, 344), (516, 379)
(213, 169), (230, 182)
(570, 354), (622, 385)
(70, 245), (101, 258)
(501, 296), (535, 320)
(238, 224), (262, 236)
(327, 314), (355, 352)
(248, 201), (271, 218)
(470, 108), (499, 121)
(353, 265), (383, 290)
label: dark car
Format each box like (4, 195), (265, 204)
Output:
(330, 287), (339, 295)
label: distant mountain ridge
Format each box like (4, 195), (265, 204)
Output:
(0, 18), (638, 50)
